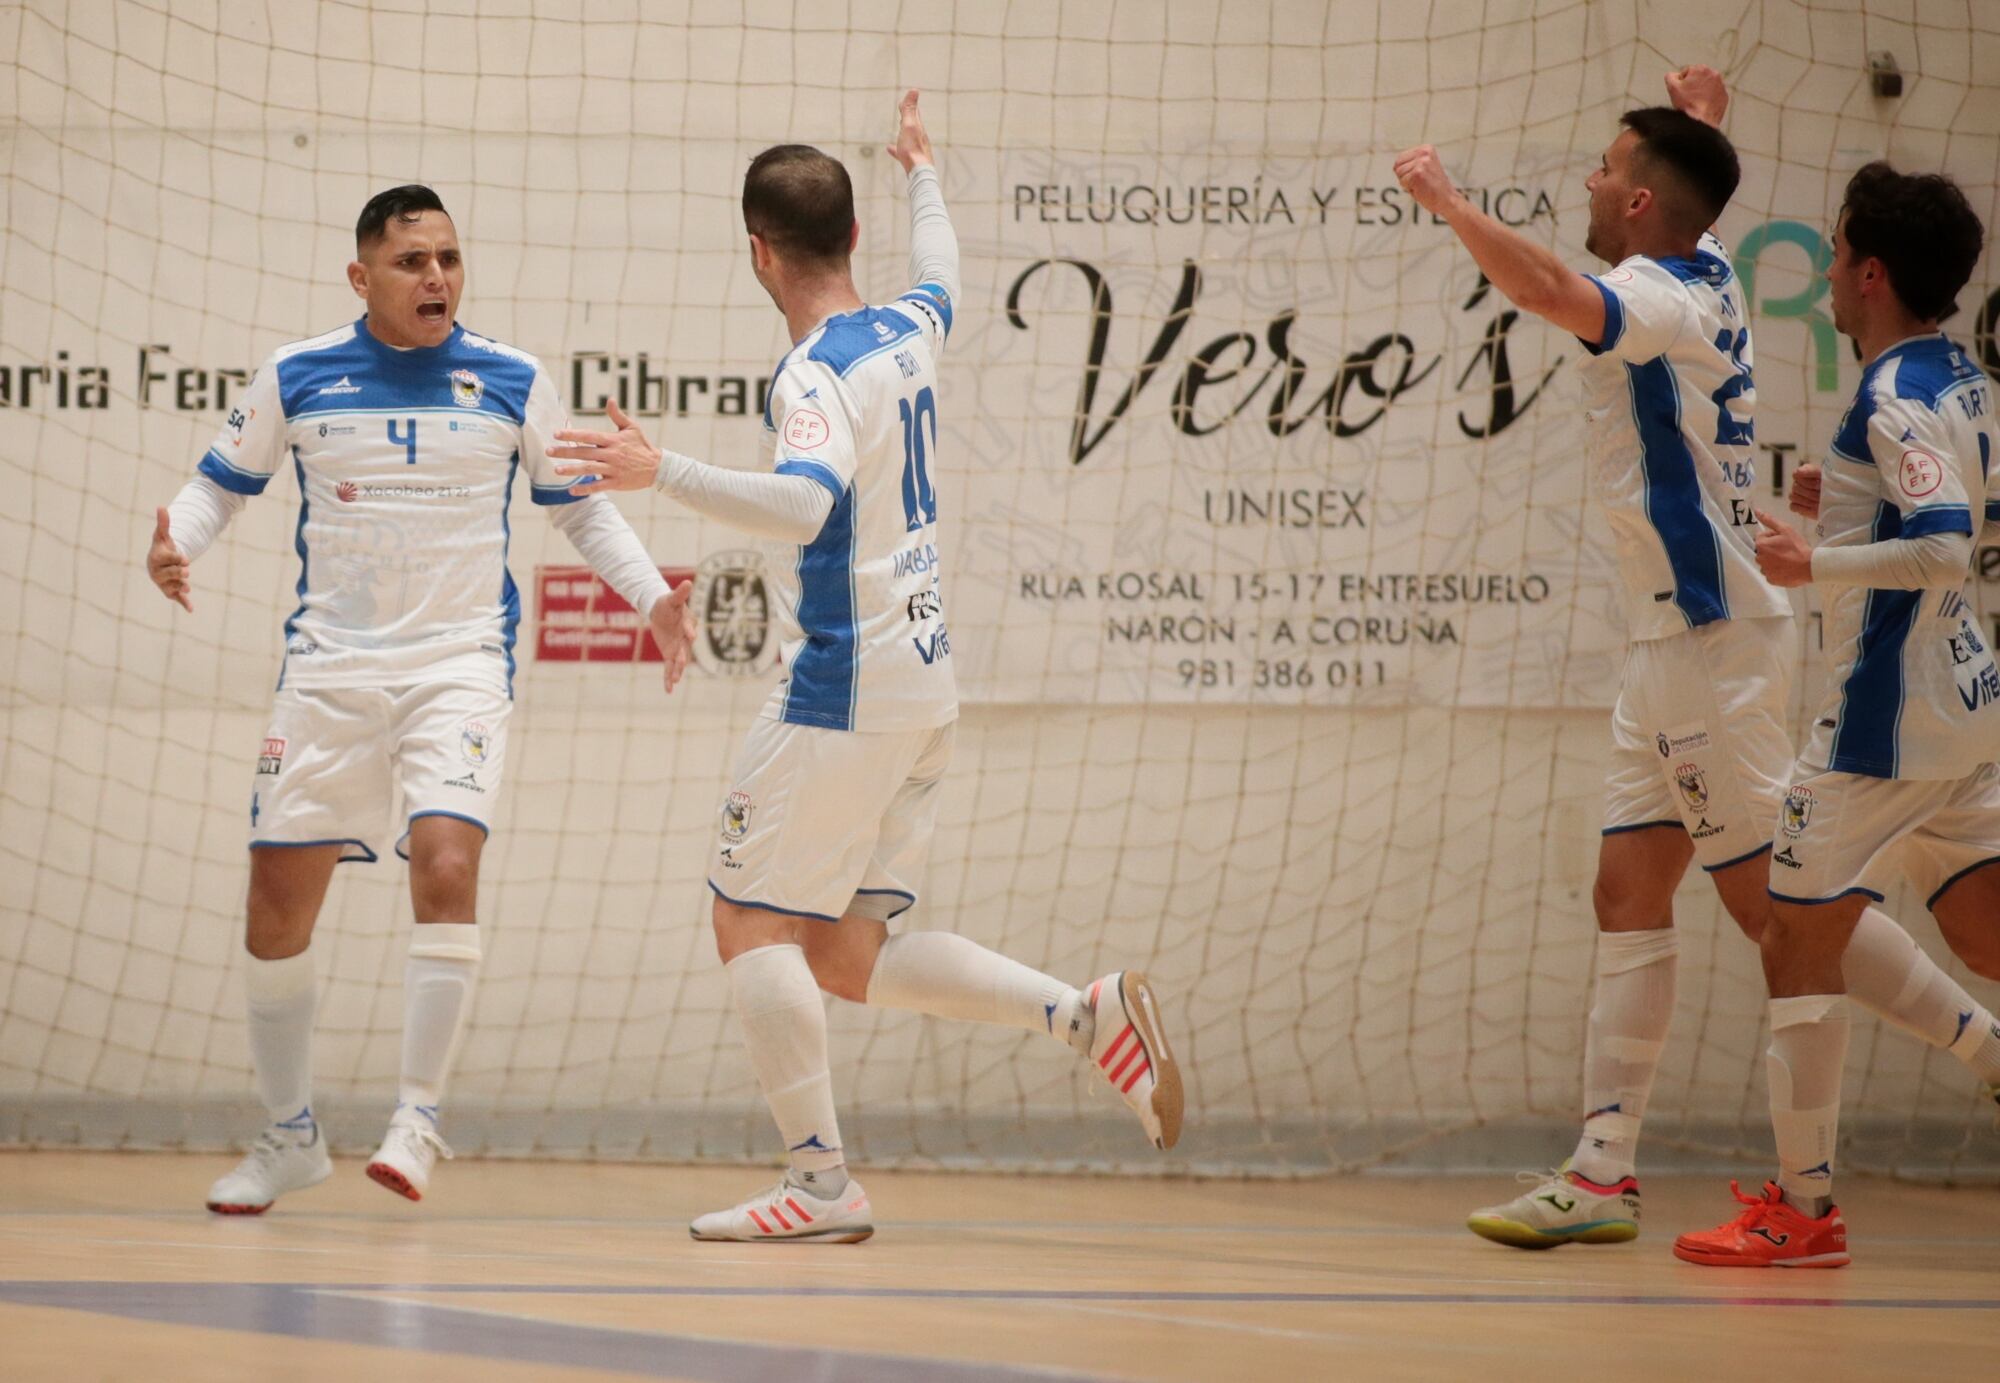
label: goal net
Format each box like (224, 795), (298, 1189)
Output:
(4, 0), (1999, 1177)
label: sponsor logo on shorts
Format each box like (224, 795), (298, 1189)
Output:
(1773, 845), (1802, 870)
(286, 637), (317, 655)
(1781, 786), (1815, 837)
(718, 846), (742, 871)
(1690, 816), (1724, 840)
(1657, 726), (1711, 759)
(450, 368), (485, 408)
(442, 770), (485, 794)
(1673, 763), (1708, 811)
(721, 791), (752, 843)
(257, 737), (285, 774)
(461, 721), (491, 766)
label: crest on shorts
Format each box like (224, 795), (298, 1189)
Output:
(460, 721), (491, 766)
(721, 791), (753, 843)
(450, 368), (484, 408)
(1781, 786), (1815, 837)
(1673, 763), (1708, 812)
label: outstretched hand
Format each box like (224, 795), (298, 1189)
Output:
(147, 506), (193, 611)
(1666, 64), (1729, 127)
(886, 88), (933, 173)
(1754, 508), (1813, 588)
(1392, 145), (1461, 218)
(551, 400), (663, 495)
(648, 579), (698, 694)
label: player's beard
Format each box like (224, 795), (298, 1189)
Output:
(1583, 198), (1618, 264)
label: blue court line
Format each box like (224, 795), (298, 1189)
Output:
(0, 1282), (1108, 1382)
(15, 1282), (1993, 1310)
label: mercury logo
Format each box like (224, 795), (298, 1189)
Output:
(317, 375), (364, 396)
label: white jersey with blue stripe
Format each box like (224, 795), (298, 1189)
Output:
(196, 317), (581, 694)
(1579, 232), (1791, 641)
(759, 282), (958, 733)
(1801, 333), (2000, 780)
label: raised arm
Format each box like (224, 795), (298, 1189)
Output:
(887, 89), (960, 304)
(1392, 144), (1608, 344)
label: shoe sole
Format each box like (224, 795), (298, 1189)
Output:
(1121, 971), (1183, 1151)
(1671, 1243), (1849, 1268)
(367, 1160), (423, 1202)
(689, 1225), (874, 1244)
(1467, 1214), (1638, 1249)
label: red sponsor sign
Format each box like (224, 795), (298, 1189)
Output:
(534, 564), (693, 662)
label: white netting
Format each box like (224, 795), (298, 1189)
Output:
(3, 0), (1999, 1176)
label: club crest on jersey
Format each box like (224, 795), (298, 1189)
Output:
(721, 791), (753, 843)
(450, 369), (485, 408)
(460, 721), (491, 766)
(1781, 786), (1815, 837)
(257, 737), (285, 775)
(1673, 763), (1708, 811)
(784, 408), (830, 450)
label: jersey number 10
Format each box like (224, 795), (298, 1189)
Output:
(898, 387), (938, 532)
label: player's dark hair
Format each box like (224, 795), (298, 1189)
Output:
(1617, 107), (1740, 235)
(356, 184), (449, 252)
(742, 145), (855, 267)
(1838, 161), (1986, 322)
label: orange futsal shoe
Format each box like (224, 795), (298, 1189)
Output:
(1672, 1180), (1849, 1268)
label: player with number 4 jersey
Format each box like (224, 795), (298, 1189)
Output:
(146, 184), (695, 1217)
(550, 91), (1183, 1243)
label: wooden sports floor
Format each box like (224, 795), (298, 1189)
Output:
(2, 1152), (1994, 1382)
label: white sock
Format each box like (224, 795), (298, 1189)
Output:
(401, 923), (482, 1121)
(1768, 993), (1849, 1215)
(1569, 926), (1677, 1185)
(729, 943), (848, 1198)
(244, 947), (317, 1132)
(1842, 907), (2000, 1084)
(866, 931), (1092, 1053)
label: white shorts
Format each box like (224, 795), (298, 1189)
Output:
(250, 681), (510, 863)
(709, 716), (955, 923)
(1768, 762), (2000, 909)
(1602, 616), (1794, 872)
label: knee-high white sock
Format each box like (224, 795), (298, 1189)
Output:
(244, 947), (317, 1129)
(401, 923), (482, 1118)
(1842, 907), (2000, 1084)
(730, 943), (847, 1196)
(1768, 993), (1849, 1214)
(1569, 926), (1678, 1184)
(865, 931), (1092, 1053)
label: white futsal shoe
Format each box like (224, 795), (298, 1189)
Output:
(366, 1105), (453, 1202)
(1085, 971), (1184, 1150)
(206, 1111), (332, 1214)
(1466, 1163), (1642, 1250)
(690, 1177), (875, 1243)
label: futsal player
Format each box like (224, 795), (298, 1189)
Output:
(549, 91), (1183, 1242)
(1675, 163), (2000, 1267)
(146, 185), (697, 1213)
(1394, 67), (2000, 1250)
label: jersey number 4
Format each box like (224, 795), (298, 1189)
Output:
(898, 386), (938, 532)
(388, 417), (419, 465)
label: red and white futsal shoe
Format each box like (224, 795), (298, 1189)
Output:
(1672, 1180), (1850, 1268)
(1086, 971), (1183, 1150)
(690, 1177), (875, 1243)
(206, 1111), (332, 1214)
(366, 1105), (453, 1202)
